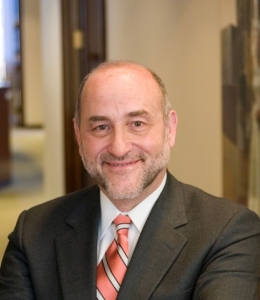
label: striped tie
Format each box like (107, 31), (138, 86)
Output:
(96, 214), (131, 300)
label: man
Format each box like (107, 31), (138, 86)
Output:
(0, 61), (260, 299)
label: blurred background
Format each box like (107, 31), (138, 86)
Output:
(0, 0), (259, 260)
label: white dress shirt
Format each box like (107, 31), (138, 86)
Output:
(97, 174), (167, 264)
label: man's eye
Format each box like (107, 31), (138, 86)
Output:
(133, 121), (143, 127)
(96, 124), (108, 131)
(129, 121), (146, 132)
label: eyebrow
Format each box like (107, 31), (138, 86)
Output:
(127, 109), (149, 117)
(88, 116), (109, 122)
(88, 110), (149, 122)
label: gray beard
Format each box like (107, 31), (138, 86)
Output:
(80, 140), (170, 200)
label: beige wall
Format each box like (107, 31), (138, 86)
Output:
(21, 0), (64, 198)
(40, 0), (65, 199)
(22, 0), (65, 198)
(219, 0), (237, 29)
(107, 0), (224, 196)
(21, 0), (44, 126)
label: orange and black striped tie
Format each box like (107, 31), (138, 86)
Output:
(96, 214), (131, 300)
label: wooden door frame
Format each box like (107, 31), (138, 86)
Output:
(61, 0), (106, 193)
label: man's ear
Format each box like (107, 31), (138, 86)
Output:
(73, 118), (82, 155)
(167, 110), (178, 148)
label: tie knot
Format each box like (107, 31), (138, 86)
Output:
(113, 214), (131, 232)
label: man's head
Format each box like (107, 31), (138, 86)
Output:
(73, 61), (177, 210)
(75, 61), (172, 124)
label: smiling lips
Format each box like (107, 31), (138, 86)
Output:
(105, 160), (140, 167)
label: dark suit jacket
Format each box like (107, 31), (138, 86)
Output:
(0, 174), (260, 300)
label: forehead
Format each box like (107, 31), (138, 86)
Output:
(81, 66), (163, 112)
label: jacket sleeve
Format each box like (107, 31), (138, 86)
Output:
(0, 211), (35, 300)
(193, 208), (260, 300)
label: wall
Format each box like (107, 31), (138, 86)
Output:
(40, 0), (65, 199)
(106, 0), (222, 196)
(219, 0), (237, 29)
(22, 0), (65, 198)
(21, 0), (44, 126)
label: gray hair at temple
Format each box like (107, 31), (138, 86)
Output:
(74, 61), (172, 123)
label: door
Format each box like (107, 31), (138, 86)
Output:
(62, 0), (106, 193)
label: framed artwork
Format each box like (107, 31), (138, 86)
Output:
(222, 0), (260, 214)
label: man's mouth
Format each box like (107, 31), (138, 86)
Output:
(105, 160), (139, 167)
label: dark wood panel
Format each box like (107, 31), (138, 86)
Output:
(0, 87), (11, 185)
(61, 0), (106, 193)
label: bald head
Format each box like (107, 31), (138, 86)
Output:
(74, 61), (172, 124)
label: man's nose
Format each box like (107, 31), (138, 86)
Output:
(108, 127), (132, 157)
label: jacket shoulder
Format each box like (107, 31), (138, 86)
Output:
(166, 173), (259, 224)
(11, 184), (100, 243)
(28, 184), (99, 217)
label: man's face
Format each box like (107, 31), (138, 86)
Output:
(74, 66), (177, 202)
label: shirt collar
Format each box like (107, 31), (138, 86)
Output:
(99, 173), (167, 240)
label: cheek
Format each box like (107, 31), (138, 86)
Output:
(137, 132), (166, 155)
(81, 136), (106, 159)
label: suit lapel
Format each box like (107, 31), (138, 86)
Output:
(55, 186), (100, 300)
(118, 174), (188, 300)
